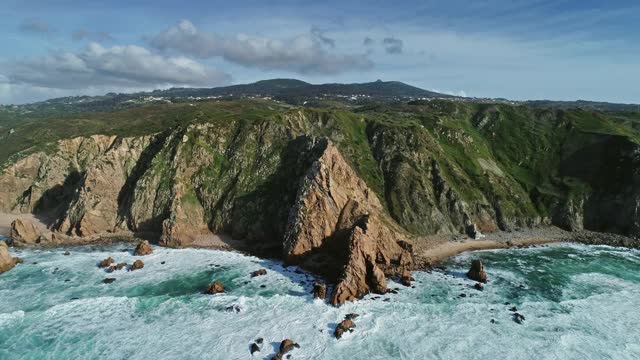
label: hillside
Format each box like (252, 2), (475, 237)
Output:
(2, 98), (640, 303)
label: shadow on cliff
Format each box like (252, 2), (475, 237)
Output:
(33, 170), (85, 228)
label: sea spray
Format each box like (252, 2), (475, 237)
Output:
(0, 243), (638, 359)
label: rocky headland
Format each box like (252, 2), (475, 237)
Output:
(1, 101), (639, 302)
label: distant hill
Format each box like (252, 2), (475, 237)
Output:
(153, 78), (449, 99)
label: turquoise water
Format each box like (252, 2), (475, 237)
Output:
(0, 239), (639, 359)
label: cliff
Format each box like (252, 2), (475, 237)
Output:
(1, 100), (639, 299)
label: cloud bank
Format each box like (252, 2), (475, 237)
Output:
(4, 42), (231, 90)
(150, 20), (373, 74)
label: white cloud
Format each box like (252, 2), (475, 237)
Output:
(5, 42), (231, 90)
(150, 20), (373, 74)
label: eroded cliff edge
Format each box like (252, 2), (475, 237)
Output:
(2, 103), (640, 301)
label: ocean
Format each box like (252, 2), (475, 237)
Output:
(1, 238), (638, 360)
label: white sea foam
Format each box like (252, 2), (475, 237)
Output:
(0, 244), (639, 359)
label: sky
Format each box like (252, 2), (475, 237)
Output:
(1, 0), (638, 104)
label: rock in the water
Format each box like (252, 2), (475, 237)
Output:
(106, 265), (117, 273)
(103, 278), (116, 284)
(466, 259), (488, 283)
(63, 251), (71, 256)
(344, 313), (359, 321)
(133, 240), (153, 256)
(250, 343), (260, 354)
(0, 241), (20, 274)
(312, 283), (327, 300)
(334, 319), (356, 339)
(98, 257), (115, 268)
(279, 339), (299, 354)
(474, 282), (484, 291)
(251, 269), (267, 277)
(256, 338), (264, 344)
(400, 270), (414, 286)
(116, 262), (127, 270)
(513, 313), (526, 324)
(205, 281), (225, 294)
(129, 259), (144, 271)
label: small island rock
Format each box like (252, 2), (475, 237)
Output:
(467, 259), (488, 283)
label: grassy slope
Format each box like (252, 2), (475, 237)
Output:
(2, 98), (639, 234)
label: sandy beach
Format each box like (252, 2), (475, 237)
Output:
(413, 226), (574, 265)
(0, 213), (51, 237)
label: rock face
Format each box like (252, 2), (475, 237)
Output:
(0, 241), (20, 274)
(133, 240), (153, 256)
(9, 218), (46, 245)
(467, 260), (488, 283)
(205, 281), (225, 294)
(3, 105), (640, 305)
(334, 319), (356, 339)
(312, 283), (327, 300)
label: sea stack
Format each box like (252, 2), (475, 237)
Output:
(467, 259), (488, 283)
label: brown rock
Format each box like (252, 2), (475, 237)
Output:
(279, 339), (298, 354)
(251, 269), (267, 277)
(205, 281), (225, 294)
(330, 220), (404, 305)
(133, 240), (153, 256)
(344, 313), (359, 320)
(312, 282), (327, 300)
(106, 265), (117, 273)
(116, 262), (127, 270)
(334, 319), (356, 339)
(9, 218), (43, 245)
(467, 259), (488, 283)
(474, 282), (484, 291)
(281, 140), (414, 306)
(0, 241), (20, 274)
(98, 257), (115, 268)
(400, 270), (414, 287)
(129, 259), (144, 271)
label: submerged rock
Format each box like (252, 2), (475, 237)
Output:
(334, 319), (356, 339)
(129, 260), (144, 271)
(103, 278), (116, 284)
(467, 259), (488, 283)
(474, 283), (484, 291)
(205, 281), (225, 294)
(312, 283), (327, 300)
(344, 313), (359, 321)
(251, 269), (267, 277)
(98, 257), (115, 268)
(134, 240), (153, 256)
(513, 313), (526, 324)
(0, 241), (20, 274)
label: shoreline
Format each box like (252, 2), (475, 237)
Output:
(2, 212), (638, 267)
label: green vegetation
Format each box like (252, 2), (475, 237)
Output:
(2, 96), (640, 237)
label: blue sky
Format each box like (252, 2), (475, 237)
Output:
(1, 0), (638, 104)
